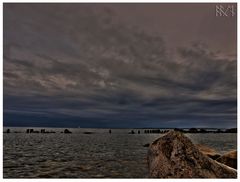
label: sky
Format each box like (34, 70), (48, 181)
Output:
(3, 3), (237, 128)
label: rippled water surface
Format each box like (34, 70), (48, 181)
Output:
(3, 128), (237, 178)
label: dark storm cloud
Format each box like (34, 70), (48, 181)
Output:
(3, 3), (237, 128)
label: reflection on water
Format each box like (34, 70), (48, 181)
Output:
(3, 128), (237, 178)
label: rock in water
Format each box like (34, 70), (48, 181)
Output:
(147, 131), (237, 178)
(216, 150), (237, 169)
(196, 144), (221, 160)
(64, 129), (72, 134)
(143, 143), (150, 147)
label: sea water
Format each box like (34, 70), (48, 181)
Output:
(3, 127), (237, 178)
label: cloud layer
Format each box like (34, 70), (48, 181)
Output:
(3, 4), (237, 128)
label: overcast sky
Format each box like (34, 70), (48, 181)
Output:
(3, 3), (237, 128)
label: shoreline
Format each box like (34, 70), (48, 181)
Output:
(3, 127), (237, 134)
